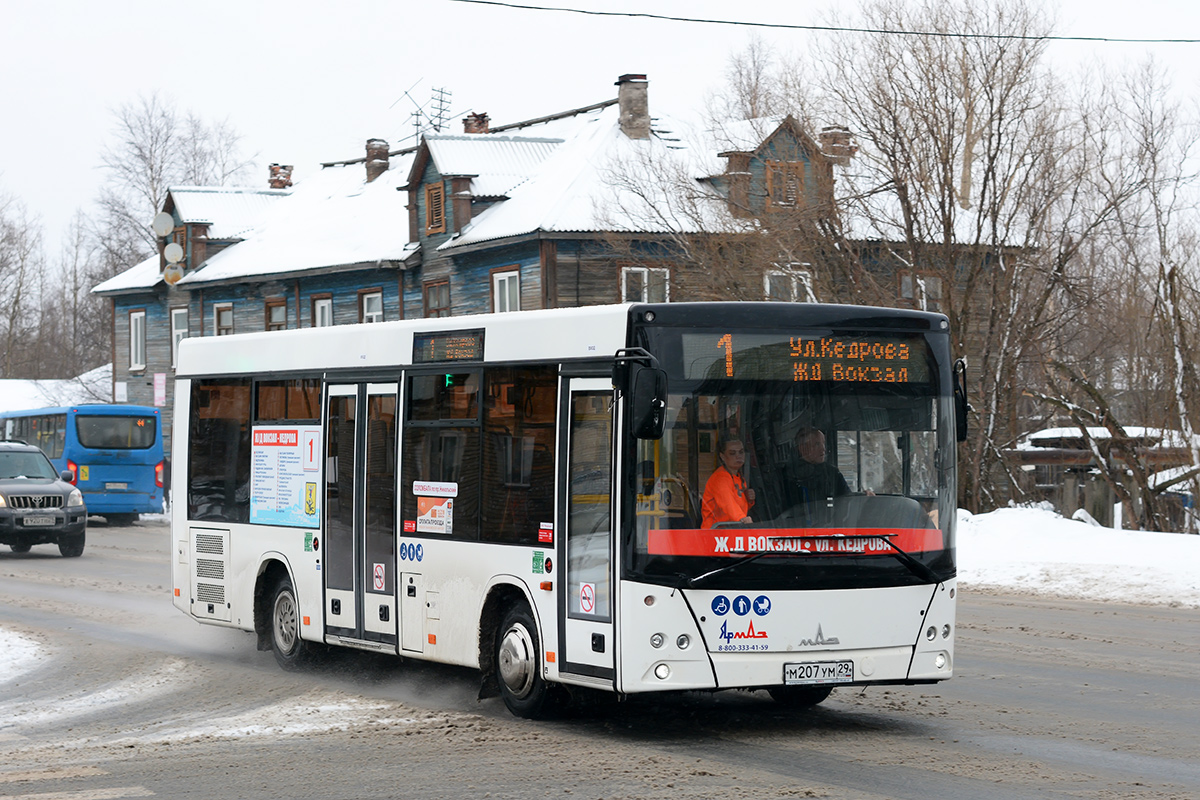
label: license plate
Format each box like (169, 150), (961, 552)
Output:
(23, 516), (55, 527)
(105, 482), (128, 491)
(784, 660), (855, 685)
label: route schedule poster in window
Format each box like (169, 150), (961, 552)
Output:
(250, 426), (322, 527)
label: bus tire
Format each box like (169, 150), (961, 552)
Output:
(58, 534), (85, 558)
(768, 685), (833, 708)
(270, 574), (316, 671)
(495, 603), (551, 718)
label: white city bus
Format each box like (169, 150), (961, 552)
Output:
(171, 302), (965, 717)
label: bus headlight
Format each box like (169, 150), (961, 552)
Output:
(926, 626), (937, 641)
(67, 489), (84, 507)
(676, 634), (691, 650)
(653, 663), (671, 680)
(942, 624), (952, 639)
(650, 633), (665, 649)
(934, 653), (948, 670)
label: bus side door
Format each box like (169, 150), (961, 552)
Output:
(558, 379), (616, 683)
(323, 383), (399, 648)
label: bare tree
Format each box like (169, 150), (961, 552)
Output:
(0, 192), (44, 378)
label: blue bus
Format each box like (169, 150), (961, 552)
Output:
(0, 404), (165, 524)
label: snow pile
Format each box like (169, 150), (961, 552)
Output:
(957, 506), (1200, 608)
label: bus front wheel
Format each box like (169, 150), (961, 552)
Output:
(495, 603), (551, 718)
(270, 575), (317, 670)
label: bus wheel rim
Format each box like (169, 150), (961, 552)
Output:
(274, 591), (298, 652)
(498, 623), (536, 698)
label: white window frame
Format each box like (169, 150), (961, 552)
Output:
(361, 291), (384, 324)
(313, 297), (333, 328)
(493, 270), (520, 313)
(170, 307), (188, 369)
(764, 265), (816, 303)
(129, 310), (146, 371)
(214, 303), (234, 336)
(621, 266), (670, 303)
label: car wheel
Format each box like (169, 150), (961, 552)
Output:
(495, 603), (553, 718)
(768, 684), (833, 708)
(9, 543), (31, 553)
(270, 574), (319, 670)
(58, 534), (85, 558)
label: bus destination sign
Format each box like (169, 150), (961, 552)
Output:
(681, 331), (931, 383)
(413, 329), (485, 364)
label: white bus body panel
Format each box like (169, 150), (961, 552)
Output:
(618, 580), (956, 693)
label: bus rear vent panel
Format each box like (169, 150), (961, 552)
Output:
(189, 527), (231, 622)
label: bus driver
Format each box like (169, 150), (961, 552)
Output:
(701, 437), (755, 528)
(793, 426), (851, 504)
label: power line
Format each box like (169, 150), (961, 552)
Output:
(446, 0), (1200, 44)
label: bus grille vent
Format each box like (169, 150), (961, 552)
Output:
(10, 495), (64, 509)
(195, 558), (225, 580)
(195, 583), (225, 604)
(194, 533), (224, 555)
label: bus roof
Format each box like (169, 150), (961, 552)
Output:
(0, 404), (162, 417)
(175, 302), (949, 379)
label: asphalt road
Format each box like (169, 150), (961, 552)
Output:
(1, 519), (1197, 800)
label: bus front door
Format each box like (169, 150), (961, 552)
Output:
(559, 379), (616, 684)
(323, 383), (399, 648)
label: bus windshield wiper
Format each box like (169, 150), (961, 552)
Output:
(685, 553), (770, 587)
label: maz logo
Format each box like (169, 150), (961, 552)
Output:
(798, 624), (840, 647)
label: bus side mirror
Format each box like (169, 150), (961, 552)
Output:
(630, 365), (667, 440)
(953, 359), (968, 443)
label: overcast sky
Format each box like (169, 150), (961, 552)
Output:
(1, 0), (1197, 258)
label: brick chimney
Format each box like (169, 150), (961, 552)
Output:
(366, 138), (389, 182)
(268, 163), (293, 189)
(462, 112), (490, 134)
(818, 126), (858, 166)
(616, 74), (650, 140)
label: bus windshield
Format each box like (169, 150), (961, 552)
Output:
(75, 415), (158, 449)
(628, 327), (956, 591)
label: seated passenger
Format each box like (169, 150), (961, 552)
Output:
(701, 438), (755, 528)
(793, 427), (850, 504)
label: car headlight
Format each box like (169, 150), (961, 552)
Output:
(67, 489), (84, 508)
(0, 494), (6, 508)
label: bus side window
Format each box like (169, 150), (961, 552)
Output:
(188, 379), (252, 522)
(402, 373), (481, 540)
(481, 366), (557, 544)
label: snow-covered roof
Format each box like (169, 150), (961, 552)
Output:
(90, 254), (163, 295)
(1017, 426), (1200, 449)
(166, 186), (291, 240)
(437, 106), (730, 251)
(424, 135), (562, 198)
(0, 364), (113, 412)
(176, 155), (416, 286)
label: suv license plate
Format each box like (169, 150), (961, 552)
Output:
(784, 660), (854, 685)
(23, 516), (55, 527)
(106, 482), (128, 491)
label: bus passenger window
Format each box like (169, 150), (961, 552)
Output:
(481, 367), (556, 544)
(188, 378), (252, 522)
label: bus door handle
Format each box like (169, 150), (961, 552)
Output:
(407, 585), (417, 597)
(591, 633), (605, 653)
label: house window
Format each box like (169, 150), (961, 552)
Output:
(359, 290), (383, 323)
(492, 269), (520, 313)
(900, 272), (943, 312)
(312, 295), (333, 327)
(172, 226), (187, 254)
(170, 307), (188, 368)
(766, 160), (806, 207)
(621, 266), (669, 303)
(425, 184), (446, 234)
(214, 304), (234, 336)
(764, 266), (816, 303)
(129, 310), (146, 371)
(424, 280), (450, 317)
(265, 298), (287, 331)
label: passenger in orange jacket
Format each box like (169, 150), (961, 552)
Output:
(701, 438), (755, 528)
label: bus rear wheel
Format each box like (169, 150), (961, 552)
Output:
(495, 603), (552, 718)
(270, 575), (318, 670)
(768, 685), (833, 709)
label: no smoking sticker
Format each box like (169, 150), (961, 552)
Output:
(373, 563), (385, 591)
(580, 582), (596, 614)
